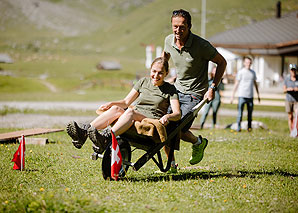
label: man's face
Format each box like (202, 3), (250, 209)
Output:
(171, 16), (190, 43)
(290, 69), (297, 76)
(243, 58), (252, 69)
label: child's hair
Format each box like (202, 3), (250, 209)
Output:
(151, 57), (169, 73)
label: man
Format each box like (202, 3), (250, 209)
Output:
(200, 66), (224, 129)
(163, 9), (226, 166)
(283, 64), (298, 134)
(230, 56), (260, 132)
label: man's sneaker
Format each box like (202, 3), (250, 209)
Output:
(88, 127), (112, 154)
(66, 121), (90, 149)
(167, 164), (178, 174)
(189, 137), (208, 165)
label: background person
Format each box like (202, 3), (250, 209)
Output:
(67, 57), (181, 158)
(283, 63), (298, 133)
(199, 66), (224, 129)
(230, 56), (260, 132)
(163, 9), (226, 165)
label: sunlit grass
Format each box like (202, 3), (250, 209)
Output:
(0, 52), (141, 101)
(1, 1), (298, 211)
(0, 116), (297, 212)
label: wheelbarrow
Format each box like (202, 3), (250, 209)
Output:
(91, 99), (208, 180)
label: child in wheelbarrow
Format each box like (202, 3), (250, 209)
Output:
(67, 57), (182, 172)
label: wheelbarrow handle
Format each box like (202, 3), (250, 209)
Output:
(192, 98), (208, 112)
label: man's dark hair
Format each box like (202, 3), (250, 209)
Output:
(243, 55), (253, 62)
(171, 9), (192, 29)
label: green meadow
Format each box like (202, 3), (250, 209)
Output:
(1, 0), (298, 212)
(0, 116), (297, 212)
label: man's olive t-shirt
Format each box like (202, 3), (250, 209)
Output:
(133, 77), (178, 119)
(164, 32), (217, 97)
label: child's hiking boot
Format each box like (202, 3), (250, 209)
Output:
(88, 127), (112, 154)
(189, 136), (208, 165)
(66, 121), (90, 149)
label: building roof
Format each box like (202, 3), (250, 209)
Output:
(209, 11), (298, 56)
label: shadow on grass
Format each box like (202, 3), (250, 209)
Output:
(125, 169), (297, 182)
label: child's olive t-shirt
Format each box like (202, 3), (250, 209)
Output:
(133, 77), (178, 119)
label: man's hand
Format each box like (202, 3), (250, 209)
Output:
(230, 97), (234, 104)
(204, 88), (215, 103)
(162, 52), (171, 62)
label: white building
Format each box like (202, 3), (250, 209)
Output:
(209, 11), (298, 88)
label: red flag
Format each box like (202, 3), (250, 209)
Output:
(111, 131), (122, 180)
(11, 135), (26, 170)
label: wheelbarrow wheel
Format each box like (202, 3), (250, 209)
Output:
(102, 138), (131, 180)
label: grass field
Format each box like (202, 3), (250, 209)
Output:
(1, 0), (297, 211)
(0, 116), (297, 212)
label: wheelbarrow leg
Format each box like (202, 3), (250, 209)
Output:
(133, 136), (176, 172)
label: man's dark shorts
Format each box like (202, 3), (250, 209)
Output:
(168, 91), (202, 132)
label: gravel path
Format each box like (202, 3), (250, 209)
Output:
(0, 101), (104, 111)
(0, 101), (103, 128)
(0, 101), (287, 129)
(0, 113), (94, 129)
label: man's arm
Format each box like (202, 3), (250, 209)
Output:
(283, 79), (295, 92)
(162, 51), (177, 83)
(210, 53), (227, 87)
(204, 52), (227, 101)
(162, 51), (171, 62)
(283, 84), (288, 93)
(254, 80), (261, 103)
(230, 80), (239, 104)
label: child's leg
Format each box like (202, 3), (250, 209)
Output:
(90, 105), (125, 129)
(112, 108), (146, 136)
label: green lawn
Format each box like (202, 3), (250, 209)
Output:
(0, 116), (297, 212)
(1, 1), (297, 211)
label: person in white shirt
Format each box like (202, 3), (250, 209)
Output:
(230, 56), (260, 132)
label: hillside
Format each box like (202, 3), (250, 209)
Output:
(0, 0), (153, 36)
(1, 0), (297, 57)
(0, 0), (297, 101)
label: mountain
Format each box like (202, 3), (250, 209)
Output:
(1, 0), (297, 58)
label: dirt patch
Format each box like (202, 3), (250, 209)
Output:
(41, 80), (58, 93)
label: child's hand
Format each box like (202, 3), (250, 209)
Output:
(159, 115), (169, 125)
